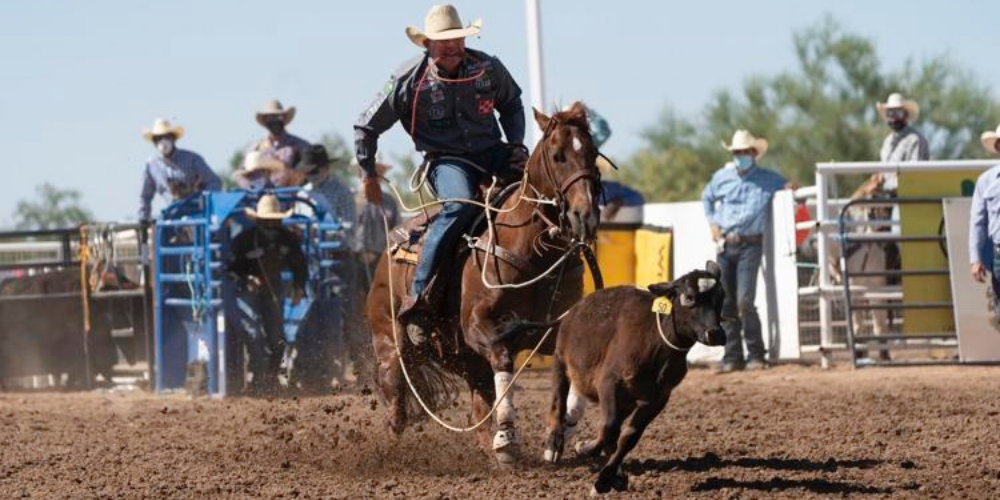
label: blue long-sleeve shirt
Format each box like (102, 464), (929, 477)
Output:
(968, 164), (1000, 268)
(702, 164), (787, 236)
(139, 148), (221, 220)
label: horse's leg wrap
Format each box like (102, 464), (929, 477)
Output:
(492, 371), (519, 451)
(494, 371), (517, 425)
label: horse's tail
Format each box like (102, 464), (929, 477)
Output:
(493, 318), (562, 347)
(402, 353), (465, 421)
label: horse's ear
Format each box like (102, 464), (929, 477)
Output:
(533, 107), (551, 131)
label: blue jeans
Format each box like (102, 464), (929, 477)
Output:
(411, 162), (482, 295)
(412, 146), (513, 296)
(991, 247), (1000, 321)
(717, 242), (765, 364)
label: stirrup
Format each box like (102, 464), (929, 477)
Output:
(406, 323), (428, 346)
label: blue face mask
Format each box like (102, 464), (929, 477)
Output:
(734, 154), (754, 172)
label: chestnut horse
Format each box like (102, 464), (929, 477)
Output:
(366, 103), (602, 464)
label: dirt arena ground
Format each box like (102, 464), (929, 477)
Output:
(2, 364), (999, 499)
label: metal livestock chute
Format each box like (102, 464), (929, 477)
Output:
(152, 189), (346, 397)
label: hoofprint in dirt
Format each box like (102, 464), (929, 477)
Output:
(1, 365), (998, 499)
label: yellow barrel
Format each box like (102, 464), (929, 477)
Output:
(634, 225), (673, 287)
(584, 223), (639, 294)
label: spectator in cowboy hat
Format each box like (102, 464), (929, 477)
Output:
(294, 145), (356, 227)
(138, 118), (222, 221)
(234, 151), (286, 191)
(245, 99), (311, 171)
(873, 92), (930, 192)
(702, 130), (797, 373)
(225, 194), (307, 396)
(969, 124), (1000, 328)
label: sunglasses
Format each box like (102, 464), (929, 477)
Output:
(885, 108), (907, 120)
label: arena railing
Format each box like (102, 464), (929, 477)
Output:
(813, 159), (998, 368)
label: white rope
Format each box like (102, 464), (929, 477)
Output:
(381, 209), (558, 433)
(655, 312), (691, 353)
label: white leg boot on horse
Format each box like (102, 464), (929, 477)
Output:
(492, 371), (520, 464)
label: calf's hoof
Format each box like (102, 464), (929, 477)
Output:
(593, 470), (629, 494)
(542, 447), (560, 463)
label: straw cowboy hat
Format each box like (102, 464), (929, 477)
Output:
(982, 124), (1000, 154)
(406, 4), (482, 48)
(141, 118), (185, 142)
(245, 194), (293, 221)
(876, 93), (920, 121)
(721, 129), (769, 159)
(255, 99), (296, 127)
(234, 151), (286, 180)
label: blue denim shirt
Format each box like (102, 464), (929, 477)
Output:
(139, 148), (222, 220)
(702, 163), (787, 236)
(969, 164), (1000, 268)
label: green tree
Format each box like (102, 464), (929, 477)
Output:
(622, 16), (1000, 202)
(14, 183), (94, 230)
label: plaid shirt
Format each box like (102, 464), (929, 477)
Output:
(139, 148), (221, 220)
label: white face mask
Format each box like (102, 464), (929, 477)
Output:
(246, 175), (268, 191)
(156, 138), (174, 157)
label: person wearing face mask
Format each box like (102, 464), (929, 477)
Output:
(702, 130), (797, 373)
(226, 194), (308, 396)
(233, 151), (285, 192)
(873, 93), (929, 193)
(354, 4), (527, 344)
(969, 124), (1000, 330)
(245, 99), (310, 171)
(138, 118), (222, 221)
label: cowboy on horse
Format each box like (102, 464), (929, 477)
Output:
(354, 4), (529, 344)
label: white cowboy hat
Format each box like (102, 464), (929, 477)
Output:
(255, 99), (296, 127)
(141, 118), (185, 142)
(405, 4), (482, 48)
(234, 151), (286, 180)
(244, 194), (293, 221)
(721, 129), (769, 159)
(982, 124), (1000, 154)
(876, 93), (920, 122)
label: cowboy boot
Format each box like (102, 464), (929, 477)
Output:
(397, 294), (431, 345)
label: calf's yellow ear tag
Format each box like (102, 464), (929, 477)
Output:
(651, 296), (673, 315)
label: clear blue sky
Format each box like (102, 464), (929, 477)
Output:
(1, 0), (996, 224)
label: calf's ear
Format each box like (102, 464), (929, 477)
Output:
(706, 260), (721, 279)
(649, 281), (679, 298)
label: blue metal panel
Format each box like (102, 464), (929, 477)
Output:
(153, 188), (346, 397)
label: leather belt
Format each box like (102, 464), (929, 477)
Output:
(724, 233), (763, 245)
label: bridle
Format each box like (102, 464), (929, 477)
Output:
(533, 117), (601, 234)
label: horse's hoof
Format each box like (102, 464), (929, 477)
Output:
(493, 429), (521, 465)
